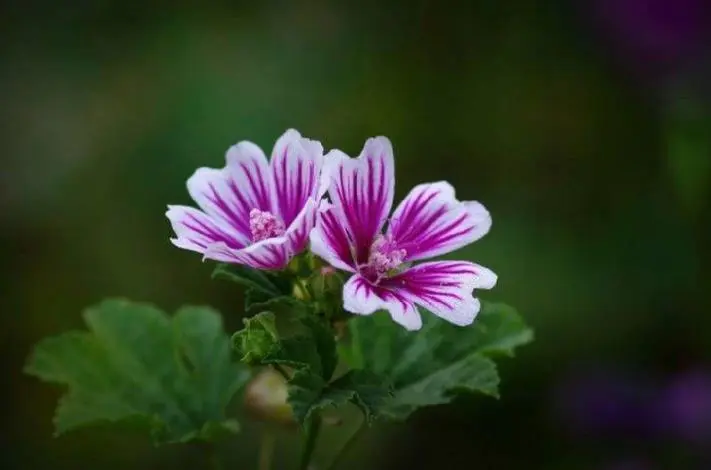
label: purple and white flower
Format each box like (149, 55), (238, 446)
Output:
(310, 136), (496, 330)
(166, 129), (326, 270)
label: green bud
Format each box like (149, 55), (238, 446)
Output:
(232, 312), (278, 364)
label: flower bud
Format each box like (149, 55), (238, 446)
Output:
(244, 368), (295, 427)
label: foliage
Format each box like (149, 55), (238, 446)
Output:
(342, 302), (533, 419)
(24, 299), (249, 445)
(26, 246), (532, 467)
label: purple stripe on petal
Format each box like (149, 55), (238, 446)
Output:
(310, 202), (356, 272)
(185, 168), (252, 244)
(283, 197), (318, 254)
(388, 182), (492, 262)
(343, 274), (422, 330)
(385, 261), (497, 326)
(327, 138), (394, 265)
(166, 205), (245, 255)
(225, 140), (274, 214)
(270, 130), (324, 227)
(205, 237), (290, 270)
(185, 141), (274, 244)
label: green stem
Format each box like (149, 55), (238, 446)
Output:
(272, 364), (290, 380)
(299, 414), (322, 470)
(258, 429), (276, 470)
(200, 442), (223, 470)
(349, 323), (364, 369)
(325, 420), (368, 470)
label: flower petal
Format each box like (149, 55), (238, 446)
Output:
(204, 236), (291, 270)
(283, 198), (318, 255)
(387, 261), (497, 326)
(270, 129), (325, 227)
(309, 201), (356, 272)
(388, 182), (491, 261)
(185, 168), (252, 244)
(166, 205), (246, 253)
(343, 275), (422, 331)
(225, 139), (274, 212)
(327, 137), (395, 265)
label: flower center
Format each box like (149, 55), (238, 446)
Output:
(249, 209), (285, 242)
(367, 235), (406, 278)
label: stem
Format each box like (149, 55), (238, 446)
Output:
(258, 429), (276, 470)
(299, 414), (322, 470)
(325, 420), (368, 470)
(349, 323), (364, 369)
(200, 442), (223, 470)
(272, 364), (290, 380)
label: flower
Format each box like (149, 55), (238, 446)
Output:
(310, 136), (496, 330)
(166, 129), (326, 270)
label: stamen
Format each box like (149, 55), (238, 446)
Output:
(367, 235), (406, 278)
(249, 209), (285, 242)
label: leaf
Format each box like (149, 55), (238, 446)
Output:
(345, 302), (533, 420)
(24, 299), (250, 444)
(243, 315), (337, 380)
(325, 370), (393, 424)
(286, 369), (392, 425)
(269, 318), (390, 426)
(244, 287), (312, 318)
(465, 302), (535, 357)
(212, 263), (290, 298)
(285, 369), (328, 424)
(232, 312), (392, 426)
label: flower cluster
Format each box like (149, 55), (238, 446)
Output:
(167, 130), (496, 330)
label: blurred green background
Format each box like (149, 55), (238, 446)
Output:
(2, 0), (709, 468)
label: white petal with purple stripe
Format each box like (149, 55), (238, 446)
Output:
(166, 205), (245, 253)
(343, 275), (422, 331)
(204, 237), (291, 270)
(327, 137), (395, 265)
(167, 129), (326, 269)
(270, 129), (324, 227)
(309, 201), (356, 272)
(388, 261), (497, 326)
(388, 182), (491, 262)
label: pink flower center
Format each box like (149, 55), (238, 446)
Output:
(366, 235), (406, 279)
(249, 209), (285, 242)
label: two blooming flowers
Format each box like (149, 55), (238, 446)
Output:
(167, 130), (497, 331)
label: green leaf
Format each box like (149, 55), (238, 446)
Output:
(24, 299), (250, 444)
(325, 370), (393, 424)
(345, 302), (533, 420)
(285, 369), (328, 424)
(212, 263), (290, 298)
(242, 315), (337, 380)
(244, 288), (312, 318)
(299, 316), (338, 380)
(286, 369), (392, 425)
(231, 311), (392, 426)
(270, 318), (390, 426)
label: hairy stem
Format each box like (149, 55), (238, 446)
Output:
(199, 442), (223, 470)
(258, 429), (276, 470)
(272, 364), (290, 380)
(299, 414), (322, 470)
(325, 420), (368, 470)
(349, 323), (364, 369)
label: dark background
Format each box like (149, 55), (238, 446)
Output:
(1, 1), (710, 468)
